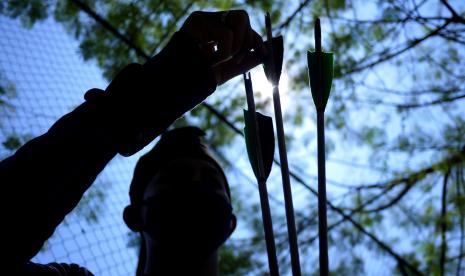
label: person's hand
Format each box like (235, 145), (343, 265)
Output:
(180, 10), (267, 85)
(85, 10), (267, 157)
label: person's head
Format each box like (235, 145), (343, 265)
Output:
(123, 127), (236, 275)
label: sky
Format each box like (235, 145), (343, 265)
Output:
(0, 15), (140, 275)
(0, 9), (398, 276)
(1, 1), (464, 275)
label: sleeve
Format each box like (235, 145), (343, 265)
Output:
(17, 261), (95, 276)
(0, 31), (216, 268)
(101, 31), (218, 156)
(1, 97), (119, 268)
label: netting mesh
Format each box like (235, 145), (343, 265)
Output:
(0, 14), (273, 275)
(0, 10), (404, 276)
(0, 16), (145, 275)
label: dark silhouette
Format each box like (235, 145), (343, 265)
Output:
(123, 126), (236, 275)
(0, 10), (266, 275)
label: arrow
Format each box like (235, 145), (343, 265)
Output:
(264, 12), (302, 276)
(307, 18), (334, 276)
(243, 72), (280, 276)
(307, 18), (334, 113)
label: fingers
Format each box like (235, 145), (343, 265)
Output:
(223, 10), (253, 57)
(180, 10), (267, 85)
(206, 10), (253, 66)
(206, 23), (235, 66)
(214, 51), (262, 85)
(191, 10), (263, 66)
(214, 29), (269, 85)
(251, 29), (268, 59)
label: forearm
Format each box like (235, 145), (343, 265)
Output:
(1, 98), (118, 266)
(103, 31), (217, 156)
(1, 30), (216, 267)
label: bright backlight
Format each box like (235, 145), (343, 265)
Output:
(250, 67), (291, 113)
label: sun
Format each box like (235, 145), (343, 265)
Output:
(249, 67), (291, 114)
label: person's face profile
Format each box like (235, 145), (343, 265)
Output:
(142, 157), (230, 204)
(138, 157), (236, 256)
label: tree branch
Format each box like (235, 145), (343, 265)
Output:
(330, 15), (449, 24)
(440, 0), (465, 24)
(358, 82), (463, 96)
(277, 0), (313, 31)
(289, 171), (425, 275)
(305, 147), (465, 264)
(344, 20), (452, 75)
(66, 3), (462, 274)
(360, 183), (413, 213)
(360, 147), (465, 213)
(437, 31), (465, 45)
(70, 0), (150, 59)
(456, 163), (464, 276)
(150, 1), (195, 55)
(397, 93), (465, 109)
(440, 169), (451, 276)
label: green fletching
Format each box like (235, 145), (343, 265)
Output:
(263, 36), (284, 85)
(244, 110), (259, 178)
(244, 110), (275, 180)
(307, 51), (334, 111)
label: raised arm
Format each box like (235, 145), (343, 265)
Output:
(0, 10), (266, 270)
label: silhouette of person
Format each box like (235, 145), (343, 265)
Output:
(123, 126), (236, 276)
(0, 10), (266, 275)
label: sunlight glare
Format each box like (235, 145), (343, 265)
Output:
(249, 67), (291, 113)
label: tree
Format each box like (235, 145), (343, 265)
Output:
(1, 0), (464, 275)
(0, 69), (21, 159)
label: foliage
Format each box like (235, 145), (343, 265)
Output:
(2, 135), (22, 151)
(1, 0), (465, 274)
(0, 70), (16, 113)
(71, 180), (109, 224)
(219, 242), (264, 275)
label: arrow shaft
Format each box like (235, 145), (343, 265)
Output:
(258, 179), (280, 276)
(314, 18), (325, 112)
(272, 85), (302, 276)
(266, 12), (301, 276)
(265, 13), (277, 84)
(317, 111), (329, 276)
(245, 74), (265, 179)
(244, 73), (280, 276)
(315, 18), (322, 53)
(309, 17), (331, 275)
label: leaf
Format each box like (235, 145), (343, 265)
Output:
(2, 135), (22, 150)
(0, 0), (50, 28)
(372, 24), (384, 41)
(360, 126), (386, 148)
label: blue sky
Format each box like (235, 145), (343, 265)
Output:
(2, 2), (464, 274)
(0, 11), (404, 276)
